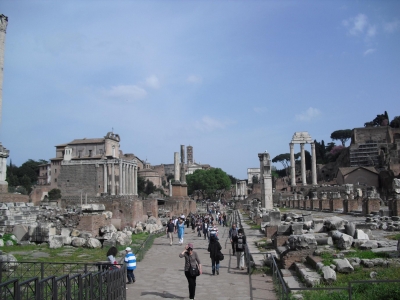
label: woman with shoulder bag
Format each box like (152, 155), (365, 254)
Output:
(179, 243), (202, 300)
(207, 235), (222, 275)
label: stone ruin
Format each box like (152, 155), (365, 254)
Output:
(0, 201), (164, 249)
(276, 180), (400, 217)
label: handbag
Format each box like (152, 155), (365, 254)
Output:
(189, 259), (200, 277)
(216, 251), (224, 261)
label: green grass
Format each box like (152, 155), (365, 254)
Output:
(386, 233), (400, 240)
(299, 250), (400, 300)
(2, 232), (157, 264)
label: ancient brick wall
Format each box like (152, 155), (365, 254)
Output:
(30, 186), (52, 206)
(77, 215), (110, 237)
(0, 194), (29, 203)
(265, 225), (278, 238)
(343, 199), (359, 213)
(143, 199), (158, 218)
(330, 198), (343, 211)
(353, 127), (388, 144)
(390, 199), (400, 216)
(320, 199), (330, 211)
(281, 248), (316, 269)
(58, 164), (99, 197)
(362, 198), (380, 214)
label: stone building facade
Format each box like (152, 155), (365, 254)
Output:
(350, 126), (400, 175)
(50, 132), (138, 197)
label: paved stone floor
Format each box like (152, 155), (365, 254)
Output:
(126, 224), (277, 300)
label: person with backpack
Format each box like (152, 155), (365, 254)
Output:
(229, 223), (238, 255)
(207, 235), (222, 275)
(233, 228), (246, 270)
(208, 222), (219, 241)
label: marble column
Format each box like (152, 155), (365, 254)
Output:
(111, 163), (115, 195)
(134, 166), (137, 195)
(174, 152), (180, 182)
(311, 143), (317, 185)
(103, 163), (108, 194)
(129, 165), (133, 195)
(300, 143), (307, 186)
(127, 165), (131, 195)
(119, 161), (123, 195)
(290, 143), (296, 187)
(122, 163), (126, 195)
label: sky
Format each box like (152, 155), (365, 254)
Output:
(1, 0), (399, 179)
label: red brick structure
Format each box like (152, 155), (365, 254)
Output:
(319, 199), (330, 210)
(362, 198), (380, 214)
(77, 215), (111, 237)
(273, 235), (290, 248)
(0, 194), (29, 203)
(280, 248), (316, 269)
(343, 199), (359, 213)
(311, 199), (319, 210)
(330, 198), (343, 211)
(265, 225), (278, 238)
(143, 199), (158, 218)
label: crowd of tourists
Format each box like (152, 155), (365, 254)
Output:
(108, 203), (246, 299)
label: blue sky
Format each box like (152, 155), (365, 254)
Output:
(1, 0), (399, 179)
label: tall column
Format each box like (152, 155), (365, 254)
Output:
(129, 165), (133, 195)
(0, 15), (8, 130)
(127, 165), (131, 195)
(111, 162), (115, 195)
(125, 164), (129, 194)
(300, 143), (307, 186)
(311, 143), (317, 185)
(290, 143), (296, 187)
(134, 166), (137, 195)
(180, 145), (186, 183)
(119, 161), (123, 195)
(103, 163), (108, 194)
(174, 152), (180, 182)
(122, 163), (126, 195)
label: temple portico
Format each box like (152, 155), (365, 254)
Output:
(290, 132), (317, 188)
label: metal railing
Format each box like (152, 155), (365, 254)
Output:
(0, 261), (126, 300)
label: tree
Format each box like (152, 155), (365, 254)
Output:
(228, 174), (238, 185)
(48, 188), (62, 200)
(137, 176), (146, 194)
(390, 116), (400, 128)
(330, 129), (352, 146)
(272, 153), (300, 177)
(187, 168), (231, 201)
(365, 111), (389, 127)
(144, 180), (156, 195)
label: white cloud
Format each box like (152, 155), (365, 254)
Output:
(295, 107), (321, 121)
(364, 48), (376, 56)
(187, 75), (203, 84)
(104, 85), (147, 100)
(343, 14), (377, 37)
(253, 107), (267, 114)
(367, 25), (377, 37)
(145, 75), (161, 89)
(194, 116), (233, 131)
(384, 20), (400, 33)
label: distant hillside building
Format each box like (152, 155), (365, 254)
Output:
(50, 132), (138, 197)
(350, 126), (400, 175)
(336, 166), (379, 187)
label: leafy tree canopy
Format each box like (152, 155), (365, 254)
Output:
(330, 129), (352, 146)
(48, 188), (62, 200)
(390, 116), (400, 128)
(364, 111), (389, 127)
(187, 168), (231, 200)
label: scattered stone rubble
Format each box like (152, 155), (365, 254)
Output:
(0, 202), (163, 249)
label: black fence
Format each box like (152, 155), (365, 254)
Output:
(0, 261), (126, 300)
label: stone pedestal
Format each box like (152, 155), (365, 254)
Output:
(362, 198), (380, 215)
(330, 198), (343, 211)
(265, 225), (278, 238)
(0, 143), (10, 194)
(320, 199), (330, 211)
(343, 199), (359, 213)
(311, 199), (319, 210)
(390, 199), (400, 216)
(171, 182), (188, 198)
(305, 198), (311, 210)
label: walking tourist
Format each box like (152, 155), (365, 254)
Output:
(124, 247), (136, 284)
(208, 222), (219, 240)
(179, 243), (202, 300)
(207, 235), (222, 275)
(166, 218), (175, 246)
(177, 218), (185, 245)
(229, 223), (238, 255)
(233, 228), (246, 270)
(202, 219), (209, 240)
(106, 246), (120, 270)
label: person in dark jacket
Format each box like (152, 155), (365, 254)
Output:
(232, 228), (246, 270)
(207, 235), (222, 275)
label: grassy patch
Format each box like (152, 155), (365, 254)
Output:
(386, 233), (400, 241)
(3, 232), (157, 264)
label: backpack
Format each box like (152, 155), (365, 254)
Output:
(210, 228), (217, 237)
(237, 235), (243, 250)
